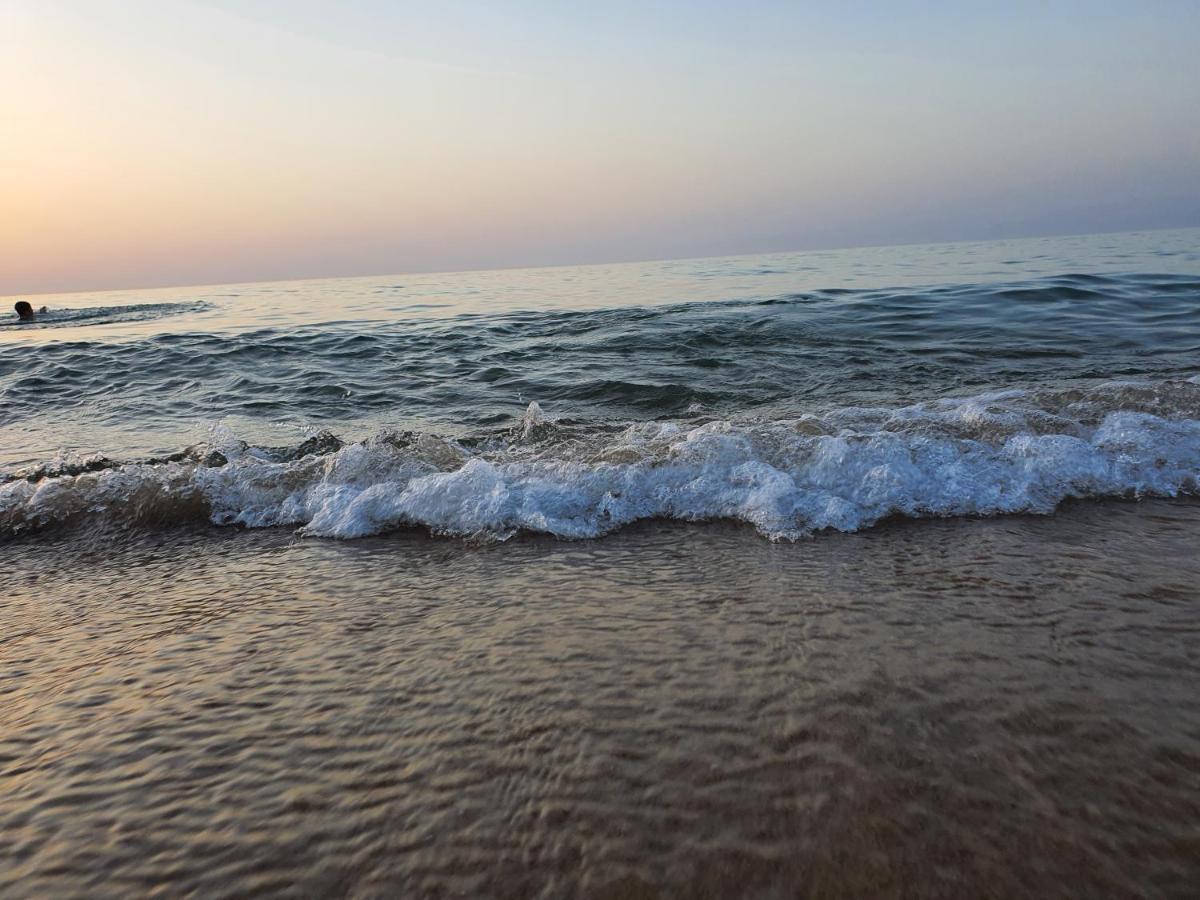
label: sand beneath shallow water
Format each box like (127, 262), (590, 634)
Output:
(2, 500), (1200, 897)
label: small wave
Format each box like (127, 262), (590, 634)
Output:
(3, 273), (1197, 430)
(2, 378), (1199, 541)
(1, 301), (211, 329)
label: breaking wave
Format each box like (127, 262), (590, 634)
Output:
(3, 378), (1199, 541)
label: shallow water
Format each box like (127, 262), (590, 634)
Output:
(3, 500), (1200, 896)
(3, 230), (1200, 896)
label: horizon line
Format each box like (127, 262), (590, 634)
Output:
(4, 222), (1196, 302)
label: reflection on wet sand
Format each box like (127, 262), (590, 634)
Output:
(2, 499), (1199, 896)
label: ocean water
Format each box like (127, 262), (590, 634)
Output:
(4, 229), (1200, 896)
(2, 228), (1199, 540)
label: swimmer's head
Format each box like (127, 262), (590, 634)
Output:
(15, 301), (34, 321)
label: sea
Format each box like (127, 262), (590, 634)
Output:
(3, 228), (1200, 896)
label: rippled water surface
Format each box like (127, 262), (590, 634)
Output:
(3, 502), (1200, 896)
(3, 229), (1200, 895)
(3, 228), (1200, 539)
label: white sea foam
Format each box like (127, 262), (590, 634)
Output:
(3, 380), (1199, 540)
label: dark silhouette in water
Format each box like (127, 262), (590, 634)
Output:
(14, 301), (46, 321)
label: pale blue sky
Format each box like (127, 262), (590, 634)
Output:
(4, 1), (1199, 293)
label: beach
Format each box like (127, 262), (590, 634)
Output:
(3, 498), (1199, 896)
(8, 3), (1200, 894)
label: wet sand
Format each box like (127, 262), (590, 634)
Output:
(3, 501), (1200, 897)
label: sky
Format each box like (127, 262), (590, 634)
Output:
(3, 1), (1199, 294)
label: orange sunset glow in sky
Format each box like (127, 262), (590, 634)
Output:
(4, 0), (1198, 294)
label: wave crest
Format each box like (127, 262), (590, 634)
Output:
(3, 379), (1199, 540)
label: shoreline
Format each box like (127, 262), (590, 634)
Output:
(4, 498), (1200, 895)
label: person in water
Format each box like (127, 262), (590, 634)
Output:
(14, 301), (47, 321)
